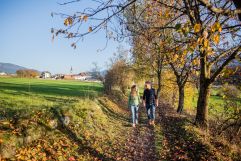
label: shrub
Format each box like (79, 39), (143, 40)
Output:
(104, 60), (134, 95)
(222, 84), (240, 99)
(209, 84), (241, 145)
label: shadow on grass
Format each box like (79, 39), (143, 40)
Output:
(0, 82), (103, 98)
(158, 104), (218, 160)
(97, 99), (130, 123)
(51, 107), (115, 161)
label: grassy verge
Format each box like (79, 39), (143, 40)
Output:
(0, 78), (132, 160)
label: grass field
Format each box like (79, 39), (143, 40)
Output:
(0, 77), (103, 97)
(0, 77), (240, 160)
(0, 77), (103, 115)
(0, 77), (130, 160)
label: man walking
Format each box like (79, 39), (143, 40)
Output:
(142, 81), (158, 125)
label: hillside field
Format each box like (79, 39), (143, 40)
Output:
(0, 77), (240, 160)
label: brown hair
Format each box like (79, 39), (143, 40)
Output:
(145, 81), (151, 89)
(130, 85), (137, 97)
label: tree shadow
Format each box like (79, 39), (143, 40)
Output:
(50, 107), (115, 161)
(158, 104), (218, 160)
(0, 81), (102, 98)
(97, 99), (130, 123)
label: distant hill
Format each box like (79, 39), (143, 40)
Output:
(0, 62), (39, 74)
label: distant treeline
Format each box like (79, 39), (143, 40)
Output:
(16, 69), (39, 78)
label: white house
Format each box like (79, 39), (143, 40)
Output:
(71, 73), (92, 80)
(0, 72), (7, 76)
(41, 71), (51, 79)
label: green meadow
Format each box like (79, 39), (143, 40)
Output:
(0, 77), (130, 160)
(0, 77), (103, 113)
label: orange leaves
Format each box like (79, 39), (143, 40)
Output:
(64, 17), (73, 26)
(159, 10), (163, 17)
(203, 39), (209, 48)
(64, 15), (88, 26)
(164, 9), (170, 18)
(192, 58), (199, 66)
(15, 136), (79, 161)
(194, 23), (201, 33)
(173, 54), (179, 62)
(83, 15), (88, 22)
(183, 49), (188, 56)
(211, 22), (222, 33)
(212, 33), (220, 44)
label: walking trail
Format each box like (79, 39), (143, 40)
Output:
(101, 98), (218, 161)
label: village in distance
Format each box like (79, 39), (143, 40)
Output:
(0, 62), (104, 82)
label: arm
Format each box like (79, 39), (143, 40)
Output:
(142, 90), (146, 107)
(128, 94), (131, 107)
(137, 92), (141, 104)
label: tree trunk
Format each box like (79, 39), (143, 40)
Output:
(177, 85), (185, 113)
(156, 56), (163, 100)
(195, 82), (210, 128)
(194, 49), (211, 128)
(157, 73), (161, 99)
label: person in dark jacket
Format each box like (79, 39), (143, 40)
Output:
(142, 81), (158, 125)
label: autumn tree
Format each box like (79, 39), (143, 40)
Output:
(104, 46), (134, 94)
(181, 0), (241, 127)
(165, 46), (197, 113)
(54, 0), (241, 128)
(16, 69), (39, 78)
(126, 1), (177, 99)
(151, 0), (241, 127)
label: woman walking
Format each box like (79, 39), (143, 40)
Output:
(128, 85), (140, 127)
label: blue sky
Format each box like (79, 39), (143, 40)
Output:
(0, 0), (127, 74)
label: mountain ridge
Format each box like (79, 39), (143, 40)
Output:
(0, 62), (39, 74)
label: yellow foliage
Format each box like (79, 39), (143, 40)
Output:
(194, 23), (201, 33)
(197, 37), (203, 44)
(192, 58), (199, 66)
(83, 15), (88, 22)
(212, 33), (220, 44)
(207, 46), (214, 55)
(184, 83), (196, 110)
(211, 22), (222, 32)
(165, 10), (170, 17)
(159, 70), (177, 105)
(64, 17), (73, 26)
(173, 54), (178, 62)
(203, 39), (209, 48)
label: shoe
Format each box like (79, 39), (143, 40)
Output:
(149, 120), (152, 125)
(152, 120), (155, 126)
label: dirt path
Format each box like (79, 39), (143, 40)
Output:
(115, 106), (159, 161)
(98, 97), (218, 161)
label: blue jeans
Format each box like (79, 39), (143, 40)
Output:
(130, 105), (139, 124)
(146, 104), (155, 120)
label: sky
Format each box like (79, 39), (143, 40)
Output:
(0, 0), (128, 74)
